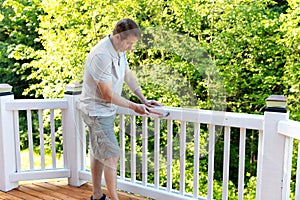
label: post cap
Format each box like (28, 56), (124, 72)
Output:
(64, 83), (82, 95)
(0, 84), (13, 96)
(264, 95), (287, 113)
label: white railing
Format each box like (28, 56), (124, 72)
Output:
(112, 107), (263, 200)
(1, 87), (300, 200)
(1, 98), (70, 183)
(277, 119), (300, 200)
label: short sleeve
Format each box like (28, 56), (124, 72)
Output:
(88, 53), (112, 83)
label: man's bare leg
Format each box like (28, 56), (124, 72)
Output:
(91, 155), (104, 199)
(104, 157), (119, 200)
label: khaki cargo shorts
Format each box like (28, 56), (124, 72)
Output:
(81, 112), (120, 160)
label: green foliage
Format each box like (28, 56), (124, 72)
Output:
(280, 0), (300, 120)
(0, 0), (43, 98)
(243, 175), (257, 199)
(209, 0), (287, 113)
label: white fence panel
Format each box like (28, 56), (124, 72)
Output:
(278, 119), (300, 199)
(5, 99), (70, 183)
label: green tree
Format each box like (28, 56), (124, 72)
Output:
(0, 0), (42, 98)
(280, 0), (300, 120)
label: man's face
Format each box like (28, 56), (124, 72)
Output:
(119, 35), (139, 52)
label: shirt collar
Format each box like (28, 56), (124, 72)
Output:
(106, 35), (118, 58)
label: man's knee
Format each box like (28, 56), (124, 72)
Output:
(106, 156), (119, 164)
(104, 157), (119, 169)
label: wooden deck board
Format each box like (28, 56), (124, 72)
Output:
(35, 182), (90, 199)
(19, 184), (65, 200)
(0, 180), (149, 200)
(4, 188), (41, 200)
(0, 191), (24, 200)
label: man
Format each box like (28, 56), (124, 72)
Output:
(80, 18), (161, 200)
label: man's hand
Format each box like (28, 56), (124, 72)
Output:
(143, 100), (163, 107)
(133, 104), (149, 115)
(133, 103), (163, 116)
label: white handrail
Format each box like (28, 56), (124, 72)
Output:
(117, 106), (264, 130)
(278, 119), (300, 140)
(5, 99), (68, 110)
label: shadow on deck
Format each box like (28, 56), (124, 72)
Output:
(0, 179), (150, 200)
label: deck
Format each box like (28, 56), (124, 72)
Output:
(0, 179), (148, 200)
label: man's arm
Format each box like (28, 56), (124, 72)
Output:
(124, 69), (162, 107)
(97, 81), (149, 115)
(124, 69), (147, 103)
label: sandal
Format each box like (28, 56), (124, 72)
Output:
(90, 194), (108, 200)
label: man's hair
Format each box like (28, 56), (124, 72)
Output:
(113, 18), (141, 40)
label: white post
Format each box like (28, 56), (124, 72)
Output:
(0, 86), (18, 191)
(256, 95), (289, 200)
(62, 84), (86, 186)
